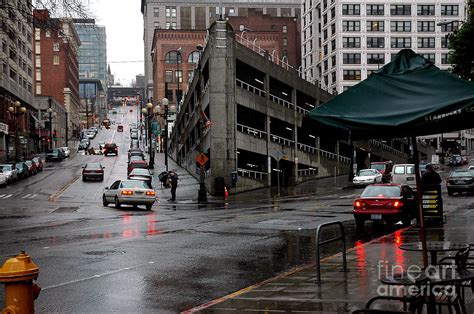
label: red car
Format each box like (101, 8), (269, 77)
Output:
(370, 161), (393, 183)
(117, 125), (124, 132)
(24, 160), (38, 175)
(127, 160), (148, 175)
(353, 184), (416, 228)
(32, 157), (43, 172)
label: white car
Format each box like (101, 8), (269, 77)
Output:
(0, 164), (18, 183)
(102, 180), (156, 210)
(353, 169), (383, 186)
(0, 173), (7, 187)
(60, 147), (70, 158)
(86, 132), (96, 139)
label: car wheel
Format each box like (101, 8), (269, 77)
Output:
(102, 195), (108, 207)
(448, 190), (453, 196)
(402, 215), (412, 227)
(146, 204), (152, 210)
(355, 217), (365, 230)
(82, 176), (86, 182)
(114, 197), (121, 208)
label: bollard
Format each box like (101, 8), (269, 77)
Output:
(0, 251), (41, 313)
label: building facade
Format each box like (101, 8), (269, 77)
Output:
(141, 0), (302, 100)
(33, 9), (82, 142)
(301, 0), (467, 94)
(0, 0), (36, 161)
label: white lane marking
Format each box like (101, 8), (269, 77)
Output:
(29, 194), (38, 199)
(22, 194), (32, 199)
(3, 194), (12, 199)
(339, 194), (356, 199)
(0, 194), (5, 198)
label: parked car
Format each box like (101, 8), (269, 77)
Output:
(98, 141), (106, 150)
(130, 131), (139, 140)
(391, 164), (417, 190)
(353, 184), (416, 228)
(117, 125), (124, 132)
(0, 164), (18, 183)
(446, 170), (474, 196)
(32, 157), (43, 172)
(16, 162), (29, 179)
(78, 139), (90, 151)
(127, 160), (148, 175)
(86, 131), (96, 139)
(128, 155), (145, 163)
(130, 139), (140, 149)
(60, 147), (70, 158)
(82, 163), (105, 181)
(128, 168), (152, 187)
(0, 172), (7, 187)
(102, 179), (156, 210)
(449, 154), (463, 166)
(370, 161), (393, 183)
(24, 160), (38, 175)
(46, 148), (65, 162)
(90, 126), (99, 133)
(128, 149), (144, 160)
(353, 169), (383, 186)
(103, 143), (119, 156)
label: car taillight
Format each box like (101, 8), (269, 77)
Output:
(354, 200), (362, 209)
(146, 191), (156, 196)
(114, 148), (118, 151)
(393, 201), (402, 208)
(121, 190), (133, 195)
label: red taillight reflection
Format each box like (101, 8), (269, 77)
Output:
(354, 200), (362, 208)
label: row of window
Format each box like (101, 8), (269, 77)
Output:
(340, 36), (449, 49)
(342, 20), (459, 32)
(342, 4), (459, 16)
(1, 62), (33, 94)
(164, 51), (201, 64)
(341, 52), (448, 65)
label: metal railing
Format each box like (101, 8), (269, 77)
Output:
(237, 124), (266, 139)
(296, 106), (309, 114)
(236, 79), (266, 97)
(270, 134), (294, 147)
(237, 168), (267, 180)
(269, 94), (294, 110)
(298, 168), (318, 176)
(315, 221), (348, 283)
(297, 143), (317, 154)
(369, 139), (406, 157)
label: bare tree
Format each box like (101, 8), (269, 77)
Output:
(33, 0), (93, 19)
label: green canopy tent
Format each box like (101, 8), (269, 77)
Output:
(307, 49), (474, 267)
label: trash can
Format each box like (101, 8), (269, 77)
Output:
(215, 177), (225, 196)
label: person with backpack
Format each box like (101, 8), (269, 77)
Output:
(168, 170), (178, 201)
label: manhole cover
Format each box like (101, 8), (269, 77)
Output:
(53, 207), (79, 213)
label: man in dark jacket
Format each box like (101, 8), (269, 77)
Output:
(421, 164), (442, 186)
(168, 171), (178, 201)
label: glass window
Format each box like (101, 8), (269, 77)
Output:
(367, 21), (384, 32)
(331, 7), (335, 18)
(331, 23), (336, 35)
(367, 37), (384, 48)
(53, 55), (59, 65)
(53, 42), (59, 51)
(367, 53), (385, 64)
(367, 4), (384, 16)
(441, 53), (449, 64)
(417, 21), (435, 32)
(331, 71), (336, 83)
(331, 39), (336, 50)
(391, 21), (411, 32)
(153, 7), (159, 17)
(342, 21), (360, 32)
(391, 37), (412, 48)
(188, 51), (200, 63)
(440, 21), (459, 32)
(282, 25), (288, 33)
(441, 5), (458, 16)
(165, 51), (182, 64)
(165, 70), (173, 83)
(390, 4), (411, 16)
(175, 70), (182, 83)
(283, 38), (288, 46)
(441, 36), (450, 48)
(343, 53), (361, 64)
(343, 37), (360, 48)
(342, 4), (360, 15)
(343, 69), (361, 80)
(419, 53), (435, 62)
(417, 5), (435, 16)
(331, 55), (336, 67)
(417, 37), (435, 48)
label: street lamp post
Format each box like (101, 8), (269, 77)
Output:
(155, 98), (176, 172)
(142, 102), (155, 169)
(8, 101), (27, 161)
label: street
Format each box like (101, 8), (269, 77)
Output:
(0, 107), (470, 313)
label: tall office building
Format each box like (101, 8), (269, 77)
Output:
(301, 0), (466, 94)
(141, 0), (302, 99)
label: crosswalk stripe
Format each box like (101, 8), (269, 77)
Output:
(22, 194), (32, 199)
(0, 194), (5, 199)
(30, 194), (38, 199)
(3, 194), (12, 199)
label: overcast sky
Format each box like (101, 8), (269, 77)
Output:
(90, 0), (144, 87)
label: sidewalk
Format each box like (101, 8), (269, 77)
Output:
(185, 205), (474, 313)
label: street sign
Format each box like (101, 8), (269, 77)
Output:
(431, 154), (439, 165)
(196, 152), (209, 166)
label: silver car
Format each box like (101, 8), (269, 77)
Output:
(0, 164), (18, 183)
(60, 147), (70, 157)
(0, 173), (7, 187)
(102, 180), (156, 210)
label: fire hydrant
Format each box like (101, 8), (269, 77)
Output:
(0, 251), (41, 313)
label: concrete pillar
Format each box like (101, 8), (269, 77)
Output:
(292, 87), (298, 183)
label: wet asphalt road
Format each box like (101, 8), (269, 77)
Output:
(0, 107), (469, 313)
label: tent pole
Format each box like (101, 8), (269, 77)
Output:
(348, 131), (355, 182)
(412, 136), (428, 268)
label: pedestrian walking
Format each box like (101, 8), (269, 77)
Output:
(168, 170), (178, 201)
(421, 164), (442, 186)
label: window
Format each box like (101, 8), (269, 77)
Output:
(391, 21), (411, 32)
(331, 23), (336, 35)
(153, 7), (159, 17)
(35, 42), (40, 54)
(323, 45), (328, 55)
(154, 22), (160, 28)
(36, 82), (41, 94)
(343, 70), (361, 80)
(417, 5), (434, 16)
(420, 53), (435, 62)
(343, 37), (360, 48)
(165, 51), (182, 64)
(417, 37), (435, 48)
(331, 71), (336, 83)
(342, 21), (360, 32)
(45, 30), (51, 37)
(323, 14), (328, 25)
(36, 68), (41, 80)
(441, 36), (450, 48)
(367, 21), (384, 32)
(441, 5), (458, 16)
(165, 70), (173, 83)
(367, 53), (385, 64)
(367, 37), (384, 48)
(391, 37), (411, 48)
(367, 4), (384, 16)
(165, 22), (171, 29)
(390, 5), (411, 16)
(166, 6), (177, 17)
(441, 54), (449, 64)
(331, 55), (336, 67)
(331, 39), (336, 51)
(53, 55), (59, 65)
(343, 53), (361, 64)
(175, 70), (182, 83)
(283, 38), (288, 46)
(323, 60), (328, 71)
(188, 70), (194, 81)
(188, 51), (200, 63)
(53, 42), (59, 51)
(171, 22), (176, 29)
(34, 28), (40, 40)
(342, 4), (360, 15)
(282, 25), (287, 33)
(417, 21), (435, 32)
(228, 8), (236, 16)
(440, 21), (459, 32)
(35, 55), (40, 67)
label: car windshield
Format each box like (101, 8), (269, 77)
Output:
(1, 165), (12, 171)
(370, 164), (385, 171)
(361, 186), (401, 198)
(25, 161), (32, 166)
(451, 171), (472, 177)
(358, 170), (375, 176)
(85, 163), (102, 170)
(131, 169), (150, 175)
(121, 181), (149, 189)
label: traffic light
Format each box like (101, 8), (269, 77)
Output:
(47, 137), (51, 143)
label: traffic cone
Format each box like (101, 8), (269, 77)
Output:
(224, 186), (229, 199)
